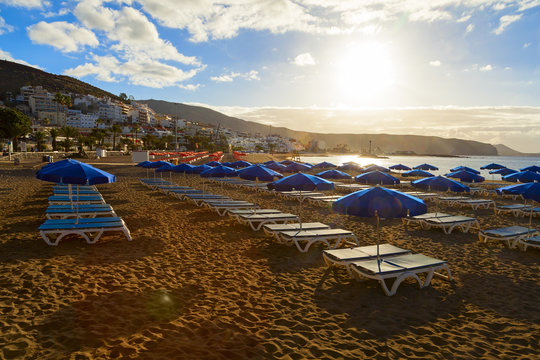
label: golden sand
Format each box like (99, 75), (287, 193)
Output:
(0, 157), (538, 359)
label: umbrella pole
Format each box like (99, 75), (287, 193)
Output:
(376, 210), (381, 264)
(68, 183), (73, 209)
(75, 184), (80, 224)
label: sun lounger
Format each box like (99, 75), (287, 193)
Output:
(323, 244), (412, 275)
(53, 189), (101, 195)
(421, 215), (480, 234)
(494, 204), (531, 217)
(349, 253), (453, 296)
(306, 195), (342, 206)
(478, 226), (540, 248)
(39, 216), (132, 245)
(519, 207), (540, 218)
(517, 235), (540, 251)
(227, 209), (282, 221)
(436, 196), (470, 206)
(336, 184), (370, 191)
(53, 185), (97, 191)
(168, 189), (205, 199)
(183, 194), (232, 206)
(237, 213), (300, 231)
(402, 212), (451, 228)
(456, 199), (495, 210)
(203, 201), (259, 216)
(48, 195), (105, 205)
(275, 191), (322, 200)
(278, 228), (359, 252)
(263, 222), (330, 241)
(402, 192), (439, 201)
(46, 204), (116, 219)
(469, 187), (488, 196)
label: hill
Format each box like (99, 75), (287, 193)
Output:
(0, 60), (119, 100)
(141, 99), (499, 156)
(494, 144), (540, 157)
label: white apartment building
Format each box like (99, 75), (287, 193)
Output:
(98, 103), (126, 123)
(66, 110), (99, 128)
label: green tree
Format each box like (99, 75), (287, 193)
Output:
(110, 124), (122, 150)
(119, 93), (128, 101)
(133, 125), (141, 150)
(53, 92), (63, 125)
(0, 107), (31, 150)
(91, 128), (108, 147)
(34, 131), (47, 152)
(48, 128), (59, 151)
(60, 126), (79, 152)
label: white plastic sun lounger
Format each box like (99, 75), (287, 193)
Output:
(402, 212), (452, 228)
(53, 184), (97, 191)
(204, 201), (259, 216)
(478, 226), (540, 248)
(436, 196), (470, 206)
(517, 235), (540, 251)
(421, 215), (480, 234)
(168, 189), (205, 199)
(457, 199), (495, 210)
(323, 244), (412, 276)
(237, 213), (300, 231)
(184, 194), (232, 206)
(306, 195), (342, 206)
(46, 204), (116, 219)
(263, 222), (330, 241)
(39, 216), (132, 245)
(48, 195), (105, 205)
(494, 204), (531, 217)
(469, 187), (488, 196)
(519, 207), (540, 218)
(227, 209), (282, 221)
(53, 189), (101, 195)
(349, 253), (453, 296)
(278, 228), (359, 252)
(402, 192), (439, 201)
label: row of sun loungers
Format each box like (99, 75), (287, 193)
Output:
(39, 184), (132, 246)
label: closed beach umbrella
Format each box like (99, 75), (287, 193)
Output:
(402, 169), (434, 178)
(313, 161), (337, 169)
(333, 187), (427, 260)
(446, 170), (485, 183)
(265, 161), (287, 171)
(355, 171), (400, 185)
(282, 162), (313, 173)
(389, 164), (411, 171)
(489, 168), (517, 176)
(267, 173), (334, 191)
(502, 171), (540, 183)
(412, 176), (469, 192)
(413, 163), (439, 171)
(230, 160), (252, 169)
(449, 166), (480, 174)
(481, 163), (506, 170)
(237, 164), (283, 181)
(520, 165), (540, 173)
(315, 169), (352, 180)
(200, 165), (237, 178)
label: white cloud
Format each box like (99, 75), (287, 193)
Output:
(42, 8), (69, 18)
(493, 14), (522, 35)
(480, 64), (493, 71)
(466, 23), (474, 33)
(26, 21), (98, 52)
(0, 49), (43, 69)
(0, 15), (14, 34)
(429, 60), (441, 67)
(457, 14), (471, 23)
(64, 54), (203, 88)
(210, 70), (260, 82)
(0, 0), (48, 8)
(523, 42), (531, 48)
(291, 53), (316, 66)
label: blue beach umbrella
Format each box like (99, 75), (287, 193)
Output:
(412, 176), (469, 192)
(267, 173), (334, 191)
(520, 165), (540, 173)
(265, 161), (287, 171)
(313, 161), (337, 169)
(389, 164), (411, 171)
(229, 160), (252, 169)
(221, 161), (232, 166)
(206, 161), (222, 167)
(449, 166), (480, 174)
(191, 164), (213, 174)
(445, 170), (485, 183)
(280, 160), (295, 165)
(489, 168), (517, 176)
(237, 164), (283, 182)
(135, 160), (151, 167)
(333, 187), (427, 260)
(281, 162), (313, 173)
(355, 171), (400, 185)
(502, 170), (540, 183)
(315, 169), (352, 180)
(497, 182), (540, 202)
(481, 163), (506, 170)
(172, 163), (195, 173)
(413, 163), (439, 171)
(156, 163), (175, 172)
(200, 165), (237, 178)
(362, 165), (390, 173)
(36, 159), (81, 176)
(338, 163), (362, 171)
(143, 160), (173, 169)
(402, 169), (434, 178)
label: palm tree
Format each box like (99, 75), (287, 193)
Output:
(53, 93), (64, 126)
(61, 95), (72, 126)
(110, 124), (122, 150)
(133, 125), (141, 150)
(34, 131), (47, 152)
(48, 128), (59, 151)
(60, 126), (79, 152)
(90, 128), (108, 148)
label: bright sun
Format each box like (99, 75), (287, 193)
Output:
(335, 42), (395, 105)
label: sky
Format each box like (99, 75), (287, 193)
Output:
(0, 0), (539, 152)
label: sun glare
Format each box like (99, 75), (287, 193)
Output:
(335, 42), (395, 105)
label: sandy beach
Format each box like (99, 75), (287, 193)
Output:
(0, 155), (538, 359)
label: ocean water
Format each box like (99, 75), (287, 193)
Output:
(299, 155), (540, 180)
